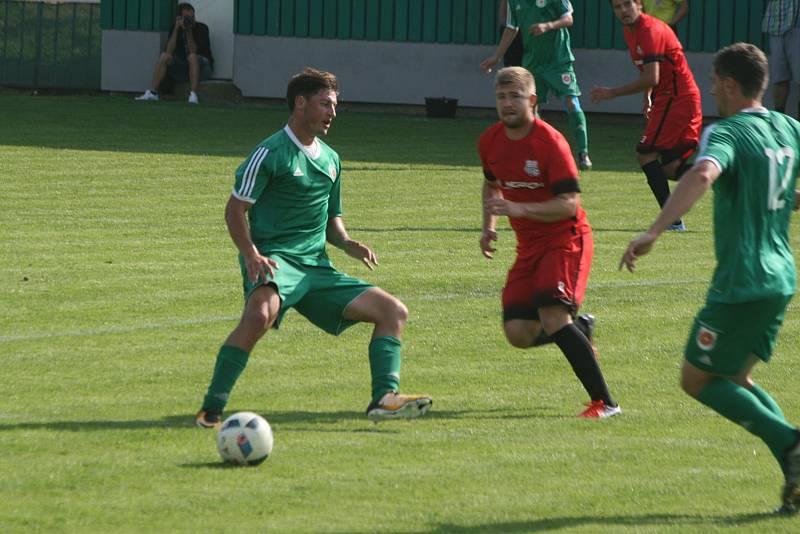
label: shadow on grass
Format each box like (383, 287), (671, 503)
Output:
(0, 407), (568, 432)
(412, 511), (778, 533)
(0, 94), (651, 172)
(177, 461), (238, 470)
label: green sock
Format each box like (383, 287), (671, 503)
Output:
(202, 345), (250, 413)
(368, 336), (401, 403)
(698, 378), (796, 463)
(567, 110), (589, 154)
(749, 383), (786, 421)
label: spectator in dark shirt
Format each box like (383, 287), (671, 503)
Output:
(135, 3), (213, 105)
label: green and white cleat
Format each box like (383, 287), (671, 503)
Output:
(366, 392), (432, 422)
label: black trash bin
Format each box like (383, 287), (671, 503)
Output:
(425, 97), (458, 118)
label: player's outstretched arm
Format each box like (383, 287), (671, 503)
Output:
(485, 192), (578, 223)
(591, 63), (659, 104)
(529, 13), (573, 36)
(326, 216), (378, 270)
(619, 160), (720, 272)
(224, 196), (279, 282)
(480, 27), (519, 73)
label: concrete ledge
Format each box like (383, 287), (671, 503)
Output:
(163, 79), (243, 104)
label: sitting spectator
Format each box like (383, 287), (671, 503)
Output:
(136, 3), (213, 105)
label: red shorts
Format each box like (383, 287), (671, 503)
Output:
(502, 232), (593, 322)
(637, 93), (702, 162)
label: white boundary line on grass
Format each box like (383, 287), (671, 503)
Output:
(1, 279), (708, 343)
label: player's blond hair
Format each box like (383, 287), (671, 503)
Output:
(494, 67), (537, 96)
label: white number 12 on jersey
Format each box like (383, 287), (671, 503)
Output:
(765, 147), (795, 211)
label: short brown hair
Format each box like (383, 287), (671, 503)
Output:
(494, 66), (536, 95)
(713, 42), (769, 99)
(286, 68), (338, 112)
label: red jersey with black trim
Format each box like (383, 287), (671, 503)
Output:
(478, 118), (590, 252)
(623, 13), (699, 99)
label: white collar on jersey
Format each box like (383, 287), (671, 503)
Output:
(284, 125), (321, 160)
(741, 106), (769, 114)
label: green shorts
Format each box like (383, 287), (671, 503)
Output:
(683, 295), (792, 375)
(240, 253), (373, 335)
(530, 64), (581, 104)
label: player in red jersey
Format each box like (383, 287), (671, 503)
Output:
(479, 66), (620, 418)
(591, 0), (702, 231)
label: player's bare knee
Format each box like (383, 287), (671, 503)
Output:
(537, 306), (569, 336)
(637, 152), (658, 166)
(242, 306), (273, 332)
(158, 52), (172, 64)
(661, 159), (680, 176)
(395, 300), (409, 324)
(679, 373), (703, 399)
(384, 298), (408, 328)
(504, 325), (534, 348)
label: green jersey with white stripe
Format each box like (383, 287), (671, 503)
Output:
(232, 125), (342, 267)
(696, 109), (800, 303)
(506, 0), (575, 71)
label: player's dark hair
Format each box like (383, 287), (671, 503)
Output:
(713, 42), (769, 99)
(177, 3), (194, 13)
(286, 68), (339, 112)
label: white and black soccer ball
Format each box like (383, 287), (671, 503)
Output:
(216, 412), (273, 466)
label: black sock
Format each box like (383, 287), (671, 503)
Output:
(550, 323), (615, 406)
(532, 315), (592, 346)
(641, 160), (671, 207)
(642, 160), (681, 225)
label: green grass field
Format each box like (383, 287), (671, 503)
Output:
(2, 93), (800, 533)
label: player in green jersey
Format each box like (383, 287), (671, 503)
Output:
(620, 43), (800, 514)
(480, 0), (592, 171)
(195, 68), (432, 427)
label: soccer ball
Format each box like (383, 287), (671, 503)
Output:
(216, 412), (274, 466)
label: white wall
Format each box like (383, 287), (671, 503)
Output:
(101, 30), (164, 92)
(192, 0), (234, 79)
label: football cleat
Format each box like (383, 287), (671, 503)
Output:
(578, 152), (593, 171)
(578, 400), (621, 418)
(188, 91), (199, 105)
(667, 221), (687, 232)
(195, 409), (222, 430)
(366, 392), (432, 422)
(780, 431), (800, 514)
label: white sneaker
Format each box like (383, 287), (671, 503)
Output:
(188, 91), (199, 105)
(135, 90), (159, 101)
